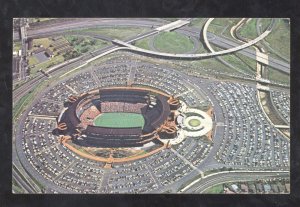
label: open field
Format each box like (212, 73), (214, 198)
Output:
(29, 54), (65, 76)
(259, 18), (272, 31)
(31, 38), (52, 49)
(28, 56), (39, 66)
(239, 19), (258, 40)
(265, 19), (290, 60)
(13, 41), (22, 52)
(219, 54), (256, 76)
(188, 119), (201, 127)
(190, 18), (207, 27)
(234, 53), (257, 72)
(64, 35), (110, 53)
(183, 58), (237, 75)
(208, 18), (240, 40)
(267, 67), (290, 84)
(153, 31), (194, 53)
(203, 184), (224, 194)
(94, 112), (145, 128)
(133, 36), (151, 50)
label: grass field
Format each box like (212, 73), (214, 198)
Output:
(185, 58), (236, 74)
(28, 56), (39, 66)
(239, 19), (258, 39)
(265, 19), (290, 60)
(29, 55), (65, 76)
(64, 35), (110, 54)
(267, 67), (290, 84)
(219, 54), (257, 76)
(188, 119), (201, 127)
(133, 36), (151, 50)
(94, 112), (145, 128)
(208, 18), (240, 39)
(204, 184), (224, 194)
(13, 41), (22, 52)
(190, 18), (207, 27)
(31, 38), (52, 49)
(259, 18), (272, 31)
(153, 31), (194, 53)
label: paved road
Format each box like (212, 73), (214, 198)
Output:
(13, 170), (34, 193)
(183, 170), (289, 193)
(13, 19), (290, 193)
(26, 18), (290, 73)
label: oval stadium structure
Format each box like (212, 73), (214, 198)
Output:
(56, 87), (180, 148)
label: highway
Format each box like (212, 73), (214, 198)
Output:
(13, 164), (37, 193)
(25, 18), (290, 73)
(182, 170), (289, 193)
(112, 28), (270, 57)
(13, 28), (159, 103)
(12, 18), (291, 194)
(19, 19), (27, 80)
(14, 18), (290, 108)
(26, 19), (164, 38)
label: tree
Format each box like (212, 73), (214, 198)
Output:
(90, 40), (97, 45)
(80, 47), (89, 53)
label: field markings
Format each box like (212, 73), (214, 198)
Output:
(170, 148), (204, 177)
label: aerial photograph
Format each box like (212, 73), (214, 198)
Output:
(12, 18), (290, 194)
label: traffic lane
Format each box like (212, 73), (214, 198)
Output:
(193, 172), (289, 193)
(208, 35), (290, 72)
(15, 27), (160, 102)
(27, 17), (290, 72)
(185, 171), (289, 193)
(183, 23), (290, 68)
(27, 19), (164, 38)
(27, 18), (290, 73)
(13, 170), (34, 193)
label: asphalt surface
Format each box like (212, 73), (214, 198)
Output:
(13, 18), (290, 194)
(184, 171), (289, 193)
(25, 18), (290, 73)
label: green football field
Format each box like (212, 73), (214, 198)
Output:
(93, 112), (145, 128)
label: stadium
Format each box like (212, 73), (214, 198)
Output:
(55, 86), (181, 148)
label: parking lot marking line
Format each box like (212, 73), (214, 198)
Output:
(40, 98), (64, 106)
(159, 70), (173, 83)
(144, 163), (163, 188)
(170, 148), (204, 176)
(34, 143), (60, 156)
(90, 70), (101, 85)
(53, 160), (76, 181)
(65, 85), (79, 95)
(99, 170), (113, 191)
(28, 114), (57, 120)
(174, 88), (194, 99)
(127, 63), (136, 86)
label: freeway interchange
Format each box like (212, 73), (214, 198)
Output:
(14, 18), (290, 102)
(12, 18), (290, 194)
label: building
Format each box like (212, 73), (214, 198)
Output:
(45, 48), (54, 58)
(55, 87), (180, 148)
